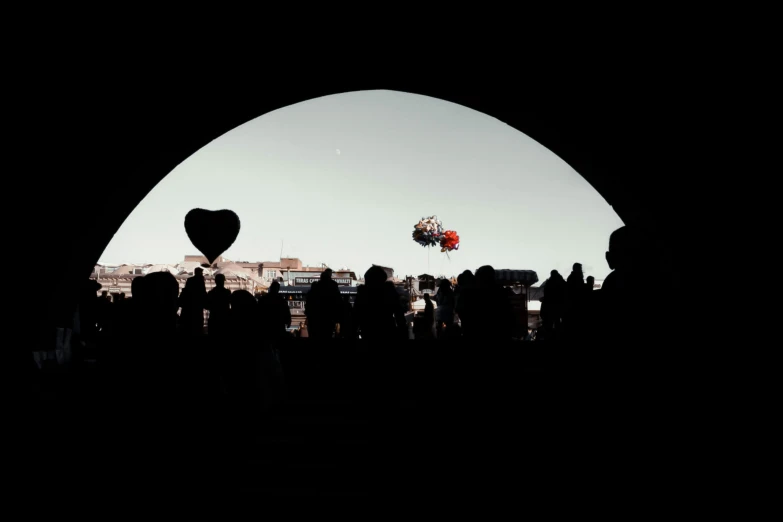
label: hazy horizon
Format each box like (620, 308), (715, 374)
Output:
(99, 90), (624, 282)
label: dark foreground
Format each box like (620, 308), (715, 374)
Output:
(12, 338), (712, 513)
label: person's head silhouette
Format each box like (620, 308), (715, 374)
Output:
(269, 281), (280, 295)
(475, 265), (496, 287)
(573, 263), (583, 274)
(215, 273), (226, 288)
(230, 290), (256, 316)
(606, 225), (642, 272)
(457, 270), (475, 288)
(131, 276), (145, 301)
(144, 271), (180, 317)
(321, 268), (333, 282)
(586, 276), (595, 288)
(364, 265), (387, 287)
(195, 267), (203, 277)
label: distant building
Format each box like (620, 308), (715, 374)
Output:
(259, 258), (358, 286)
(91, 256), (358, 298)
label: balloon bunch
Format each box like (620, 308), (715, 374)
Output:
(412, 215), (460, 257)
(412, 215), (443, 247)
(440, 230), (460, 252)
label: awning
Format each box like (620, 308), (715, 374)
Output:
(144, 264), (180, 275)
(214, 263), (269, 287)
(495, 269), (539, 286)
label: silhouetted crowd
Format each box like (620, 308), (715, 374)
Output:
(65, 224), (659, 408)
(77, 224), (658, 344)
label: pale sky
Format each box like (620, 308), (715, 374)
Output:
(99, 90), (624, 282)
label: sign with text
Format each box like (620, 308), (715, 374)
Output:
(294, 277), (352, 286)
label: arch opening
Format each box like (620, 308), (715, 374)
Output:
(99, 89), (625, 286)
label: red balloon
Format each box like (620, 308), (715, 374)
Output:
(440, 230), (460, 252)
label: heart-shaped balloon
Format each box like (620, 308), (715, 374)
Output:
(184, 208), (241, 265)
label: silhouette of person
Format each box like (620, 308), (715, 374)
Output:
(353, 265), (407, 341)
(304, 268), (342, 340)
(256, 282), (289, 407)
(540, 270), (566, 341)
(131, 275), (145, 301)
(565, 263), (588, 341)
(96, 290), (112, 335)
(224, 290), (261, 404)
(435, 279), (455, 339)
(139, 272), (180, 341)
(122, 271), (181, 400)
(78, 279), (101, 345)
(338, 294), (355, 339)
(129, 275), (146, 326)
(454, 270), (476, 335)
(206, 274), (231, 339)
(599, 225), (658, 342)
(458, 266), (513, 341)
(112, 289), (134, 340)
(179, 269), (207, 337)
(421, 293), (435, 339)
(479, 265), (514, 341)
(257, 281), (291, 344)
(583, 275), (598, 339)
(104, 275), (147, 357)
